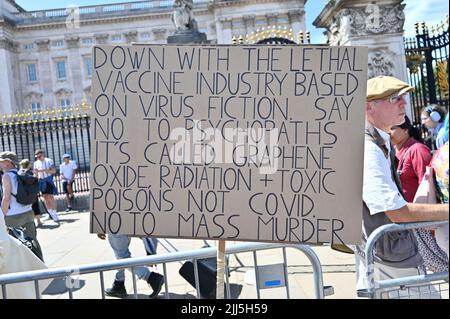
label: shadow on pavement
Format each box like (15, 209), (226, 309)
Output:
(225, 283), (243, 299)
(187, 283), (243, 299)
(105, 284), (242, 299)
(37, 218), (79, 229)
(42, 277), (86, 295)
(119, 292), (197, 299)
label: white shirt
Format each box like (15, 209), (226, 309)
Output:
(33, 158), (54, 179)
(363, 128), (407, 215)
(59, 160), (77, 181)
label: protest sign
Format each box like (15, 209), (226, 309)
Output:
(90, 44), (367, 244)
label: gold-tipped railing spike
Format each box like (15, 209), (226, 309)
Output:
(75, 104), (80, 118)
(421, 21), (426, 34)
(81, 98), (89, 112)
(275, 27), (281, 38)
(259, 27), (264, 40)
(415, 22), (419, 34)
(238, 35), (244, 45)
(231, 35), (237, 45)
(306, 31), (311, 44)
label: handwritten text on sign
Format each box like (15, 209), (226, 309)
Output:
(90, 45), (367, 244)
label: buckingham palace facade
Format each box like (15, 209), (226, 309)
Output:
(0, 0), (306, 115)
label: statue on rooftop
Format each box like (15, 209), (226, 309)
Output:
(172, 0), (198, 31)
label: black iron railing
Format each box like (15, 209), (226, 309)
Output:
(405, 16), (449, 124)
(0, 104), (91, 194)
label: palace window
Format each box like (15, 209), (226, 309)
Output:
(82, 38), (94, 45)
(31, 102), (41, 119)
(56, 61), (67, 80)
(59, 98), (72, 117)
(111, 35), (122, 42)
(84, 58), (92, 78)
(52, 40), (64, 47)
(27, 64), (37, 82)
(141, 32), (151, 39)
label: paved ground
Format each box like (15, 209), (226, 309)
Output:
(34, 210), (357, 299)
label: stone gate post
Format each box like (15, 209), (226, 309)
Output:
(314, 0), (412, 116)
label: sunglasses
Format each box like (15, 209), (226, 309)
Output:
(389, 94), (406, 104)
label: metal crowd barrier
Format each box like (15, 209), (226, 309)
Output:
(0, 242), (327, 299)
(358, 221), (449, 299)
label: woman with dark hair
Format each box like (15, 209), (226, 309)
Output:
(390, 116), (432, 202)
(390, 116), (448, 273)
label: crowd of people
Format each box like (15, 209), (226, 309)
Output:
(1, 75), (449, 299)
(0, 149), (165, 298)
(356, 76), (448, 298)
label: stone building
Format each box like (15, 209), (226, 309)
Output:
(314, 0), (413, 118)
(0, 0), (306, 114)
(314, 0), (408, 81)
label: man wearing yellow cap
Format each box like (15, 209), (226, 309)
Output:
(357, 76), (449, 295)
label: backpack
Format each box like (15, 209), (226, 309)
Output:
(10, 170), (40, 205)
(7, 226), (44, 262)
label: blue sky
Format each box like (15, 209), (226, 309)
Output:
(15, 0), (450, 43)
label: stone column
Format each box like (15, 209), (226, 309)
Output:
(265, 13), (279, 28)
(0, 37), (17, 114)
(66, 36), (82, 104)
(232, 17), (245, 39)
(124, 31), (138, 43)
(217, 17), (233, 44)
(35, 39), (54, 108)
(94, 34), (109, 45)
(313, 0), (411, 115)
(288, 9), (306, 42)
(152, 28), (167, 43)
(243, 15), (256, 35)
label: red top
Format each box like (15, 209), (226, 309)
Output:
(395, 137), (432, 202)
